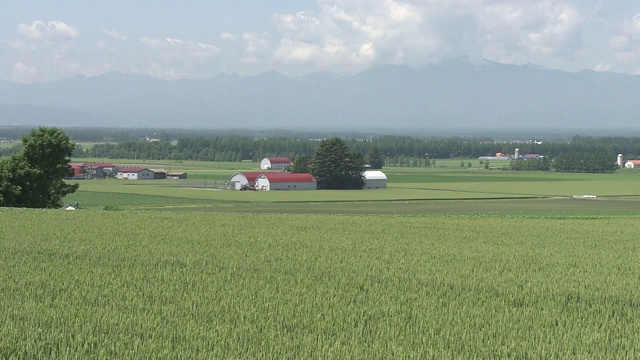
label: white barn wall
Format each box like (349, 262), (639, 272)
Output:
(254, 177), (317, 191)
(117, 169), (154, 180)
(363, 170), (387, 189)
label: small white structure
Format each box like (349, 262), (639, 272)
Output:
(116, 167), (154, 180)
(363, 170), (387, 189)
(617, 154), (625, 168)
(624, 160), (640, 169)
(260, 157), (292, 170)
(254, 173), (317, 191)
(229, 172), (264, 190)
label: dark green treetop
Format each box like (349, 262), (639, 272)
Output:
(366, 146), (384, 169)
(311, 137), (365, 190)
(0, 127), (79, 208)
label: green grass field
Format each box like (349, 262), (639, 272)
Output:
(1, 210), (639, 358)
(2, 161), (640, 358)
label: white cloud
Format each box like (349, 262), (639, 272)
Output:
(138, 36), (221, 78)
(140, 36), (219, 56)
(17, 20), (79, 41)
(241, 32), (270, 64)
(4, 1), (640, 82)
(220, 32), (237, 41)
(12, 62), (37, 81)
(102, 28), (127, 41)
(267, 1), (616, 74)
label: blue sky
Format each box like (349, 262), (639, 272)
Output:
(1, 1), (639, 82)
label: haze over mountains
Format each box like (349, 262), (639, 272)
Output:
(1, 58), (639, 132)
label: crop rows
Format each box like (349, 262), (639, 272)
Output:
(1, 209), (639, 358)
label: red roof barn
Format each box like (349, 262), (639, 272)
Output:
(260, 157), (292, 170)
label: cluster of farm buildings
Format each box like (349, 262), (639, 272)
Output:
(69, 157), (387, 191)
(478, 148), (543, 161)
(617, 154), (640, 169)
(69, 162), (187, 180)
(479, 149), (640, 170)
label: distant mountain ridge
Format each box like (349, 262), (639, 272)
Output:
(1, 59), (639, 130)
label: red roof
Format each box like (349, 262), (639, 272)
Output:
(118, 167), (149, 173)
(628, 160), (640, 165)
(238, 172), (265, 182)
(265, 157), (292, 164)
(259, 173), (316, 183)
(70, 165), (83, 175)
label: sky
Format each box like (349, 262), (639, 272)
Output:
(1, 0), (640, 83)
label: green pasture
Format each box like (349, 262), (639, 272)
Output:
(62, 162), (640, 214)
(1, 209), (639, 358)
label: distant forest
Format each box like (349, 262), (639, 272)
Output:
(2, 127), (640, 166)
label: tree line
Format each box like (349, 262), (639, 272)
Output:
(74, 135), (640, 165)
(3, 128), (639, 174)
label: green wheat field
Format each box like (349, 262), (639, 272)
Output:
(1, 161), (639, 358)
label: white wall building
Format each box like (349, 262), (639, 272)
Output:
(625, 160), (640, 169)
(254, 173), (317, 191)
(229, 172), (264, 190)
(260, 157), (292, 170)
(363, 170), (387, 189)
(116, 168), (154, 180)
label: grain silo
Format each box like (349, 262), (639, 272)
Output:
(617, 154), (625, 167)
(515, 148), (520, 159)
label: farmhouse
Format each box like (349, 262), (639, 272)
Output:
(254, 173), (317, 191)
(84, 162), (117, 179)
(363, 170), (387, 189)
(260, 157), (292, 170)
(116, 167), (154, 180)
(624, 160), (640, 169)
(229, 172), (264, 190)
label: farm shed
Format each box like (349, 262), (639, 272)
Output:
(624, 160), (640, 169)
(363, 170), (387, 189)
(254, 173), (317, 191)
(116, 167), (154, 180)
(151, 169), (167, 179)
(167, 172), (188, 179)
(260, 157), (292, 170)
(229, 172), (264, 190)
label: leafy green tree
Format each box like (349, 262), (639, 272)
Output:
(366, 146), (384, 169)
(0, 127), (79, 208)
(311, 137), (365, 189)
(290, 155), (312, 173)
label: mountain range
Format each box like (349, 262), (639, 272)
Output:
(1, 58), (639, 131)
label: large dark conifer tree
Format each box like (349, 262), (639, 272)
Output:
(311, 137), (364, 189)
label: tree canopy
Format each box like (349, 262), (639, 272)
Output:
(311, 137), (365, 190)
(290, 155), (311, 174)
(366, 146), (384, 169)
(0, 127), (79, 208)
(552, 152), (619, 173)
